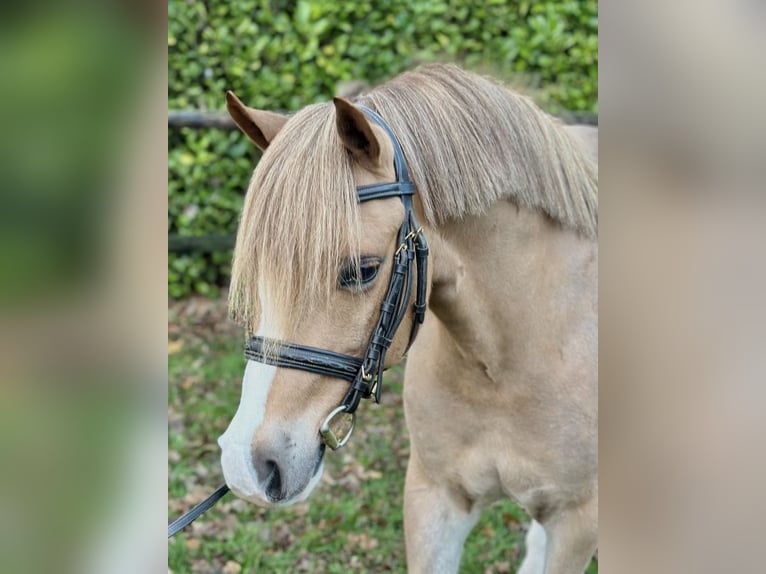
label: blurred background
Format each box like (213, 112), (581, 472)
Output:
(0, 2), (167, 574)
(167, 1), (597, 573)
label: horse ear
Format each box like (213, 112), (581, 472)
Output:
(225, 91), (287, 151)
(333, 97), (381, 166)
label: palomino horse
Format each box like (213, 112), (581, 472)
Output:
(218, 64), (597, 573)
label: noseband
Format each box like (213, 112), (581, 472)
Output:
(243, 105), (429, 449)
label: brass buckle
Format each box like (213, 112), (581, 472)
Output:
(319, 406), (356, 450)
(404, 227), (423, 241)
(394, 225), (423, 257)
(395, 227), (423, 256)
(361, 365), (377, 397)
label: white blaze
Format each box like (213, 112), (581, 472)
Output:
(217, 287), (279, 500)
(217, 287), (326, 506)
(217, 359), (276, 498)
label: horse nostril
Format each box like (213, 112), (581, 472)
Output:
(254, 456), (284, 501)
(264, 462), (283, 500)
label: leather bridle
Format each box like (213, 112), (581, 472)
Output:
(243, 105), (429, 450)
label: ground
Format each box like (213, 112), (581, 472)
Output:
(168, 296), (597, 573)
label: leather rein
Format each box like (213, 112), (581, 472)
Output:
(244, 105), (428, 450)
(168, 105), (427, 538)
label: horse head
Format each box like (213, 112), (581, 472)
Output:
(217, 93), (426, 507)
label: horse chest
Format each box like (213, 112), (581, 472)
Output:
(403, 360), (547, 504)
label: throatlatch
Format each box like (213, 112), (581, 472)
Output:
(244, 105), (429, 449)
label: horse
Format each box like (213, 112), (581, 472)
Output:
(217, 63), (597, 574)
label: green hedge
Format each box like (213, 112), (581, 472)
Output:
(169, 0), (598, 298)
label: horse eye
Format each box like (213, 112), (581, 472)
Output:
(339, 257), (382, 291)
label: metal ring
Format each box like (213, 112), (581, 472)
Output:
(319, 405), (356, 450)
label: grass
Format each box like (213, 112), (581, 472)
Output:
(168, 298), (597, 573)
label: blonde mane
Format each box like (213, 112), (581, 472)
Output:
(229, 64), (598, 332)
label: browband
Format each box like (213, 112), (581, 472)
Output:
(357, 181), (415, 202)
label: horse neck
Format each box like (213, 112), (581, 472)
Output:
(427, 200), (597, 375)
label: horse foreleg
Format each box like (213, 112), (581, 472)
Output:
(540, 496), (597, 574)
(517, 520), (548, 574)
(403, 452), (481, 574)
